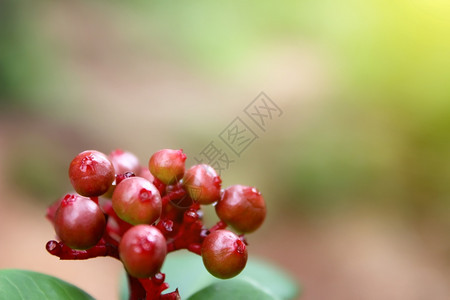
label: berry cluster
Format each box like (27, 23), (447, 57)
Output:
(46, 149), (266, 300)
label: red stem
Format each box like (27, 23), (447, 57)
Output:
(46, 240), (119, 260)
(127, 274), (146, 300)
(209, 220), (227, 232)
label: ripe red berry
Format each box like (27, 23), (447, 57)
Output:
(201, 229), (247, 279)
(112, 177), (162, 225)
(215, 185), (266, 233)
(182, 164), (221, 205)
(119, 225), (167, 278)
(54, 194), (106, 250)
(149, 149), (186, 185)
(69, 150), (115, 197)
(108, 149), (140, 175)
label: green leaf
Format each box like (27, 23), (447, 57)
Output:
(0, 269), (95, 300)
(120, 250), (300, 299)
(187, 279), (276, 300)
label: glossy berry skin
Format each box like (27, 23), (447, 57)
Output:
(112, 177), (162, 225)
(108, 149), (140, 175)
(69, 150), (115, 197)
(138, 167), (155, 183)
(149, 149), (186, 185)
(215, 185), (266, 233)
(54, 194), (106, 250)
(201, 230), (247, 279)
(182, 164), (221, 205)
(119, 225), (167, 278)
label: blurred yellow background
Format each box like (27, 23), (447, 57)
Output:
(0, 0), (449, 299)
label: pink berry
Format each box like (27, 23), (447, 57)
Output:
(149, 149), (186, 185)
(69, 150), (115, 197)
(119, 225), (167, 278)
(108, 149), (140, 175)
(138, 167), (155, 183)
(201, 229), (247, 279)
(182, 164), (221, 205)
(54, 194), (106, 250)
(215, 185), (266, 233)
(112, 177), (162, 225)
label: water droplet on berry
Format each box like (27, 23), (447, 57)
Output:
(162, 220), (174, 233)
(152, 272), (165, 285)
(200, 229), (210, 238)
(184, 210), (198, 223)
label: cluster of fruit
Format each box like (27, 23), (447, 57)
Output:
(45, 149), (266, 299)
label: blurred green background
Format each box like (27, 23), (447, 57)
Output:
(1, 0), (449, 299)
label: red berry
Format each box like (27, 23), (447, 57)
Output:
(54, 194), (106, 250)
(138, 166), (155, 183)
(149, 149), (186, 185)
(215, 185), (266, 233)
(112, 177), (162, 225)
(182, 164), (221, 205)
(108, 149), (140, 175)
(201, 229), (247, 279)
(69, 150), (115, 197)
(119, 225), (167, 278)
